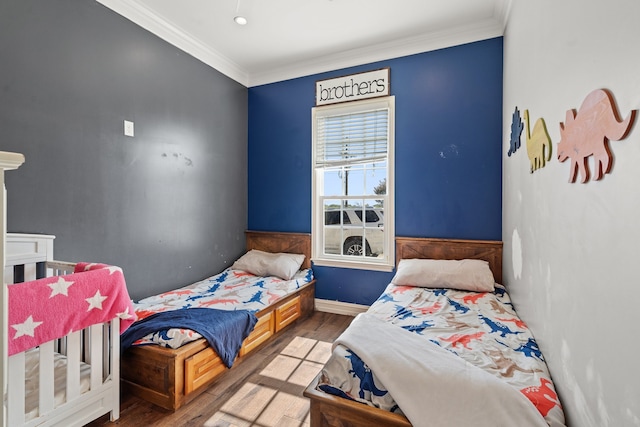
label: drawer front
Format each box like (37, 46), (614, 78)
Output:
(240, 312), (274, 356)
(275, 296), (301, 332)
(184, 348), (226, 395)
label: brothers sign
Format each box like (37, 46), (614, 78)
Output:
(315, 68), (390, 106)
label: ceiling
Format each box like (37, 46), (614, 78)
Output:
(97, 0), (511, 87)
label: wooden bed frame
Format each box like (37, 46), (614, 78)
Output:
(304, 236), (503, 427)
(121, 230), (316, 411)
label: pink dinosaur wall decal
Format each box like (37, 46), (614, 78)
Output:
(557, 89), (636, 183)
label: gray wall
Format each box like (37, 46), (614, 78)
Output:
(0, 1), (248, 300)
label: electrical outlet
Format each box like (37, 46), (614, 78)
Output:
(124, 120), (134, 137)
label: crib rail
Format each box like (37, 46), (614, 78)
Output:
(46, 260), (76, 276)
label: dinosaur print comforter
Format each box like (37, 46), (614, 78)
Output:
(318, 283), (566, 427)
(131, 268), (313, 349)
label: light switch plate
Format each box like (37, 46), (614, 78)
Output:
(124, 120), (134, 137)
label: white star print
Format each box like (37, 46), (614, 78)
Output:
(105, 265), (123, 275)
(12, 315), (43, 338)
(86, 290), (108, 311)
(82, 263), (99, 271)
(48, 277), (74, 297)
(117, 307), (133, 320)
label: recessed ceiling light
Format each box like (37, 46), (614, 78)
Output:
(234, 15), (247, 25)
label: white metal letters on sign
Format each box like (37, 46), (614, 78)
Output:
(315, 68), (390, 106)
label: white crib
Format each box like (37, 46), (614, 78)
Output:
(1, 153), (121, 426)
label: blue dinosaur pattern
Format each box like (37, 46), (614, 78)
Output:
(393, 304), (417, 320)
(515, 337), (543, 359)
(401, 319), (434, 333)
(319, 282), (561, 425)
(480, 314), (520, 337)
(213, 271), (229, 283)
(345, 350), (387, 398)
(244, 290), (265, 305)
(207, 282), (221, 293)
(376, 293), (396, 304)
(447, 297), (469, 314)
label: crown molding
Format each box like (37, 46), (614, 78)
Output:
(248, 18), (506, 87)
(495, 0), (513, 30)
(96, 0), (250, 86)
(97, 0), (508, 88)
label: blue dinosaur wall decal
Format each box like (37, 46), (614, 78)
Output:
(508, 106), (524, 157)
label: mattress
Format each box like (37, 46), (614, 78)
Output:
(24, 348), (91, 421)
(132, 267), (314, 348)
(318, 283), (566, 427)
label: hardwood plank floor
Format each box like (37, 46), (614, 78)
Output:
(86, 311), (353, 427)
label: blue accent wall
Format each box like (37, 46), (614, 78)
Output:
(248, 38), (503, 305)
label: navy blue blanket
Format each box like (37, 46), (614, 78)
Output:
(121, 308), (258, 368)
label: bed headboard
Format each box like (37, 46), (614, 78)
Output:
(396, 237), (503, 285)
(245, 231), (312, 270)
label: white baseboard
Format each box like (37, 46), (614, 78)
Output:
(314, 299), (369, 317)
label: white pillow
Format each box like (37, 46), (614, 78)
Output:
(231, 249), (306, 280)
(391, 258), (495, 292)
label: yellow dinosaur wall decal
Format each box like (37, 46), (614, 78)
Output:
(524, 110), (552, 173)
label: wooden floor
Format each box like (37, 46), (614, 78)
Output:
(86, 311), (353, 427)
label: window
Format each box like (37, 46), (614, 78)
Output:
(311, 96), (394, 271)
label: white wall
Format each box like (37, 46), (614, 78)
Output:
(503, 1), (640, 426)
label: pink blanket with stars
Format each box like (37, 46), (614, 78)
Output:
(8, 262), (136, 356)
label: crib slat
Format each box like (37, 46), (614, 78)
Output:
(23, 262), (37, 281)
(66, 331), (81, 400)
(4, 265), (14, 284)
(38, 341), (55, 415)
(89, 324), (103, 390)
(102, 323), (109, 379)
(110, 318), (121, 421)
(7, 352), (26, 426)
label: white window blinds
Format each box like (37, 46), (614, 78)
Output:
(315, 108), (389, 168)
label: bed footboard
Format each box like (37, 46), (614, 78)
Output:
(304, 373), (411, 427)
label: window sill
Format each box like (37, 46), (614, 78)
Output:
(311, 257), (394, 272)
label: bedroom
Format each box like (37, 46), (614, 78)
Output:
(1, 1), (638, 426)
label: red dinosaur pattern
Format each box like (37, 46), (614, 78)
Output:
(461, 293), (487, 305)
(521, 378), (561, 417)
(159, 289), (194, 298)
(267, 291), (281, 304)
(391, 285), (414, 294)
(440, 331), (485, 349)
(199, 298), (240, 307)
(232, 270), (255, 278)
(496, 316), (527, 329)
(411, 302), (443, 315)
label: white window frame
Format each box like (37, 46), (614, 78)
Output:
(311, 96), (395, 271)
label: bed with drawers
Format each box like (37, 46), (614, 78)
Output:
(121, 230), (316, 411)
